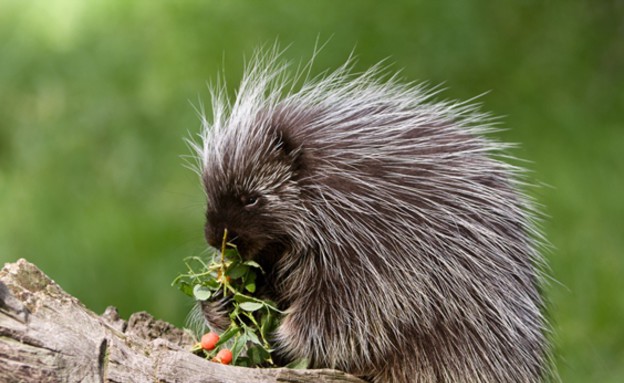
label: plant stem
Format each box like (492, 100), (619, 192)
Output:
(220, 228), (229, 295)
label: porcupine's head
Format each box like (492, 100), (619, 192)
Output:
(192, 57), (314, 268)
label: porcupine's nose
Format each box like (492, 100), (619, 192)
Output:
(204, 226), (217, 248)
(204, 223), (223, 249)
(205, 224), (239, 250)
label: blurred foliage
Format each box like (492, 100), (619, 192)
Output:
(0, 0), (622, 381)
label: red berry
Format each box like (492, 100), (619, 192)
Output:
(200, 332), (219, 351)
(215, 348), (233, 365)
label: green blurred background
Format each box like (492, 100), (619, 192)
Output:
(0, 0), (622, 381)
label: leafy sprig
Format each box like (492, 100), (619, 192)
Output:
(172, 229), (282, 367)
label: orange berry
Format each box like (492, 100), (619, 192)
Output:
(215, 348), (233, 365)
(200, 332), (219, 351)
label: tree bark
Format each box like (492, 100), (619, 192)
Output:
(0, 259), (365, 383)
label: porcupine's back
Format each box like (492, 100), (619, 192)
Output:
(195, 52), (551, 382)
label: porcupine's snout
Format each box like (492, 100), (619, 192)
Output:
(203, 221), (238, 249)
(204, 207), (268, 261)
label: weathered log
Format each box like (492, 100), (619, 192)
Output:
(0, 259), (365, 383)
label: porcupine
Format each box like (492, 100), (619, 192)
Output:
(191, 51), (551, 383)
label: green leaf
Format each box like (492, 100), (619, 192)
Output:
(259, 298), (283, 313)
(226, 262), (249, 279)
(175, 281), (194, 297)
(236, 357), (250, 367)
(243, 260), (263, 270)
(286, 358), (310, 369)
(223, 247), (239, 259)
(215, 326), (240, 347)
(245, 328), (262, 346)
(203, 277), (220, 289)
(239, 302), (263, 312)
(260, 310), (277, 339)
(192, 285), (212, 301)
(233, 293), (255, 304)
(244, 271), (256, 292)
(244, 281), (256, 293)
(247, 345), (264, 366)
(231, 334), (247, 364)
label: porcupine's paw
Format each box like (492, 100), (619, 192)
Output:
(198, 295), (231, 332)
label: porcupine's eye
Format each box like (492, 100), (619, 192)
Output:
(241, 194), (260, 209)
